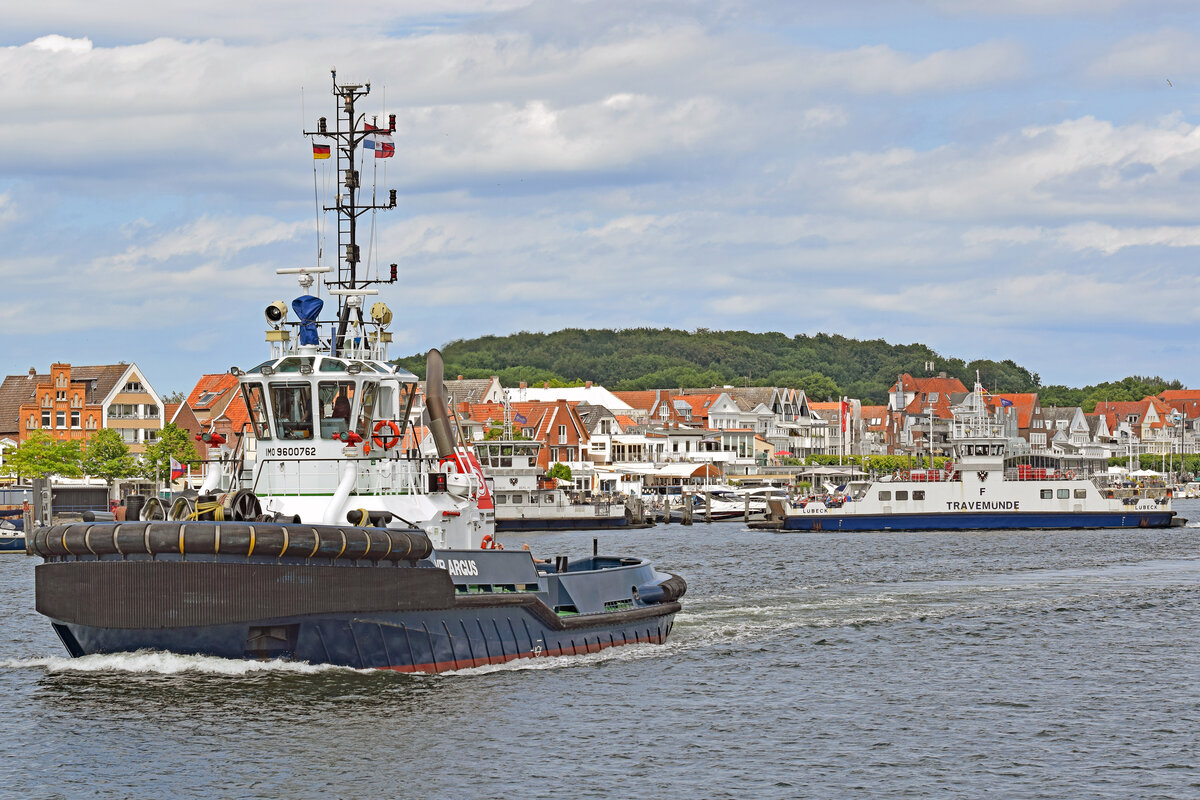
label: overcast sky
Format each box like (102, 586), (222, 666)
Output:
(3, 1), (1200, 397)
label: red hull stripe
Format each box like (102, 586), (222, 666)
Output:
(377, 632), (666, 674)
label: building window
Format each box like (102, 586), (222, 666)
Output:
(41, 410), (51, 428)
(551, 448), (559, 462)
(27, 415), (34, 429)
(558, 425), (566, 443)
(56, 390), (66, 401)
(125, 381), (144, 392)
(42, 395), (51, 408)
(56, 411), (66, 428)
(71, 410), (80, 429)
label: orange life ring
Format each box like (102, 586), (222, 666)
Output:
(481, 534), (493, 550)
(372, 419), (401, 450)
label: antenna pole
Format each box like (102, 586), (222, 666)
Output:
(304, 71), (398, 352)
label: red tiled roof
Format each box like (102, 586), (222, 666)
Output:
(889, 373), (968, 395)
(187, 373), (239, 412)
(986, 393), (1039, 429)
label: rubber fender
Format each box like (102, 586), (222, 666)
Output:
(636, 573), (688, 605)
(29, 522), (433, 562)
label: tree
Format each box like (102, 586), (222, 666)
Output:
(3, 431), (83, 480)
(81, 429), (138, 490)
(546, 462), (572, 482)
(142, 424), (201, 483)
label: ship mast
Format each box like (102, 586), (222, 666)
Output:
(305, 69), (398, 353)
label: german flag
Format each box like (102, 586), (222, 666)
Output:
(313, 144), (331, 160)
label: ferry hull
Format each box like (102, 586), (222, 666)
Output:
(495, 516), (634, 532)
(47, 604), (678, 673)
(781, 510), (1176, 532)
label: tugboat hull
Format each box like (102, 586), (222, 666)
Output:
(31, 522), (684, 672)
(48, 604), (679, 672)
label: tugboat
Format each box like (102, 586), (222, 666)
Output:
(27, 73), (685, 672)
(763, 378), (1178, 532)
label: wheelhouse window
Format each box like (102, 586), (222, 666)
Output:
(276, 356), (315, 373)
(270, 383), (314, 440)
(355, 382), (378, 439)
(317, 381), (356, 439)
(241, 383), (272, 440)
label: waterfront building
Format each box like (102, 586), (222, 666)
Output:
(445, 375), (503, 406)
(1, 363), (164, 454)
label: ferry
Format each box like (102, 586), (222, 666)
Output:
(478, 438), (643, 531)
(27, 73), (685, 672)
(769, 380), (1177, 532)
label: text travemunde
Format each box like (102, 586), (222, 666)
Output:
(945, 500), (1019, 511)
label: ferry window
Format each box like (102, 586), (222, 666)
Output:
(240, 383), (272, 440)
(913, 490), (925, 500)
(319, 359), (347, 372)
(318, 381), (355, 438)
(1057, 488), (1069, 499)
(512, 494), (524, 504)
(896, 491), (909, 500)
(1040, 489), (1052, 499)
(355, 382), (378, 439)
(495, 494), (506, 504)
(1074, 489), (1087, 499)
(270, 383), (313, 440)
(878, 491), (891, 501)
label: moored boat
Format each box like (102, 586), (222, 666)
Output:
(27, 73), (685, 671)
(480, 439), (644, 531)
(765, 379), (1178, 532)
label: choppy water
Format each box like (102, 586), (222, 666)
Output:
(1, 503), (1198, 799)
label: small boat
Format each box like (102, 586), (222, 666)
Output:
(0, 519), (25, 553)
(27, 73), (685, 671)
(766, 379), (1178, 532)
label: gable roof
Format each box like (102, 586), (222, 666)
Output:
(445, 377), (498, 406)
(187, 373), (239, 414)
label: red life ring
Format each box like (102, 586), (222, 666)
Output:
(372, 420), (401, 450)
(480, 534), (500, 550)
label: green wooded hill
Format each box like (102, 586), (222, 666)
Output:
(393, 328), (1182, 408)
